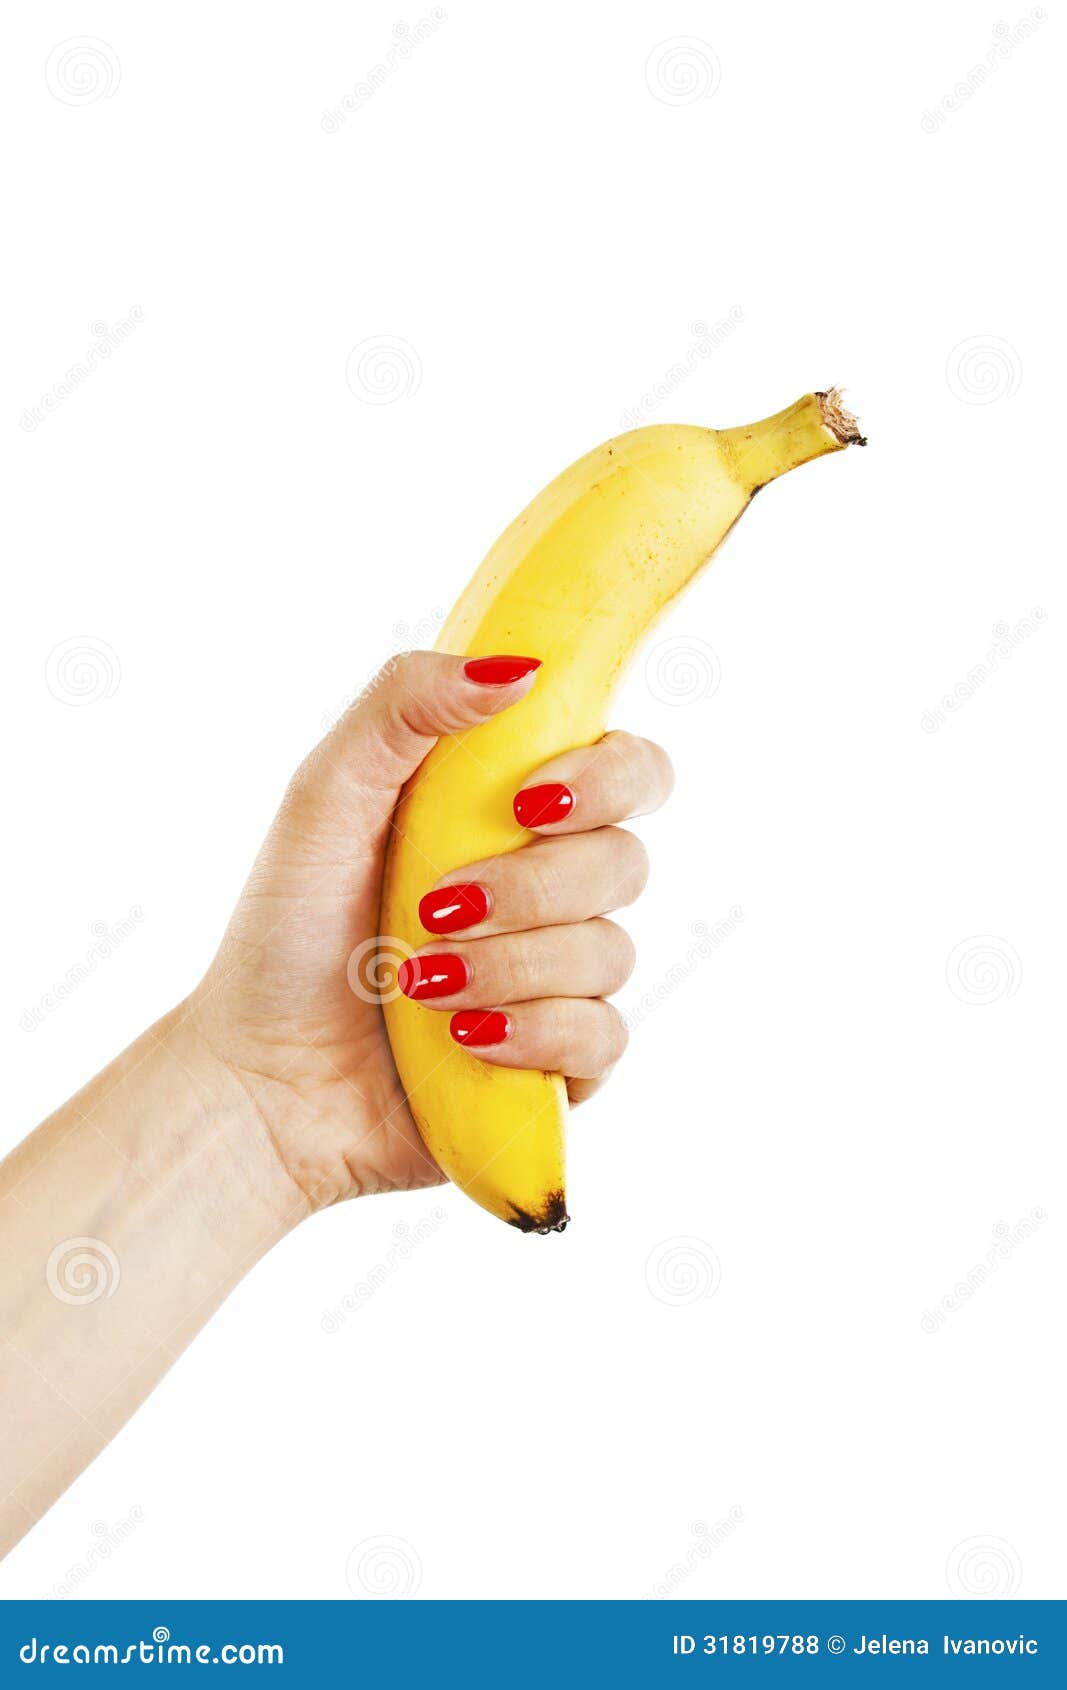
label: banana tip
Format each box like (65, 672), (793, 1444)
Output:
(817, 387), (867, 447)
(508, 1191), (570, 1234)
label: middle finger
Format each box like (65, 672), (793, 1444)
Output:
(417, 827), (649, 939)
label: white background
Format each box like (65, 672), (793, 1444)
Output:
(1, 0), (1062, 1601)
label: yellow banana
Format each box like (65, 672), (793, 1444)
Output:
(381, 389), (865, 1231)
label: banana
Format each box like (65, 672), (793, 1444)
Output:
(381, 389), (865, 1231)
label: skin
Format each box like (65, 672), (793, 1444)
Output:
(0, 652), (673, 1556)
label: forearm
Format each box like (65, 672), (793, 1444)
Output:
(0, 1006), (302, 1556)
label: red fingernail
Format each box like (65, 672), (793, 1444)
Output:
(450, 1010), (511, 1047)
(398, 953), (470, 1001)
(513, 781), (575, 828)
(419, 882), (492, 934)
(463, 655), (542, 686)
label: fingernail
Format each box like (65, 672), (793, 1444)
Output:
(464, 655), (541, 686)
(419, 881), (492, 934)
(513, 781), (575, 828)
(398, 953), (470, 1001)
(450, 1010), (511, 1047)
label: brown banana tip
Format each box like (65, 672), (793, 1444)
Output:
(508, 1191), (570, 1234)
(817, 387), (867, 447)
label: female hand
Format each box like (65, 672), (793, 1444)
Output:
(188, 651), (674, 1215)
(0, 649), (674, 1552)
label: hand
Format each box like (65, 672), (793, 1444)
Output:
(0, 649), (675, 1552)
(186, 652), (674, 1214)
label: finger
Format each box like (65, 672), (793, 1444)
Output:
(511, 730), (674, 834)
(285, 652), (541, 839)
(567, 1071), (614, 1106)
(398, 918), (635, 1009)
(448, 997), (629, 1078)
(418, 828), (649, 938)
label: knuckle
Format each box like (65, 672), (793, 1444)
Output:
(606, 828), (650, 905)
(515, 845), (565, 925)
(596, 1002), (629, 1069)
(384, 648), (418, 684)
(496, 938), (541, 1001)
(281, 747), (325, 817)
(598, 728), (638, 761)
(600, 919), (637, 991)
(594, 735), (635, 805)
(649, 737), (676, 797)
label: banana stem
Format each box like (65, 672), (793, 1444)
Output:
(719, 387), (866, 493)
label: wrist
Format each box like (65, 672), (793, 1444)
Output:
(160, 1000), (311, 1244)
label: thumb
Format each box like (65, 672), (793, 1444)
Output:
(347, 650), (541, 788)
(292, 651), (541, 837)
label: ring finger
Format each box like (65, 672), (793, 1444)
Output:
(418, 827), (649, 938)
